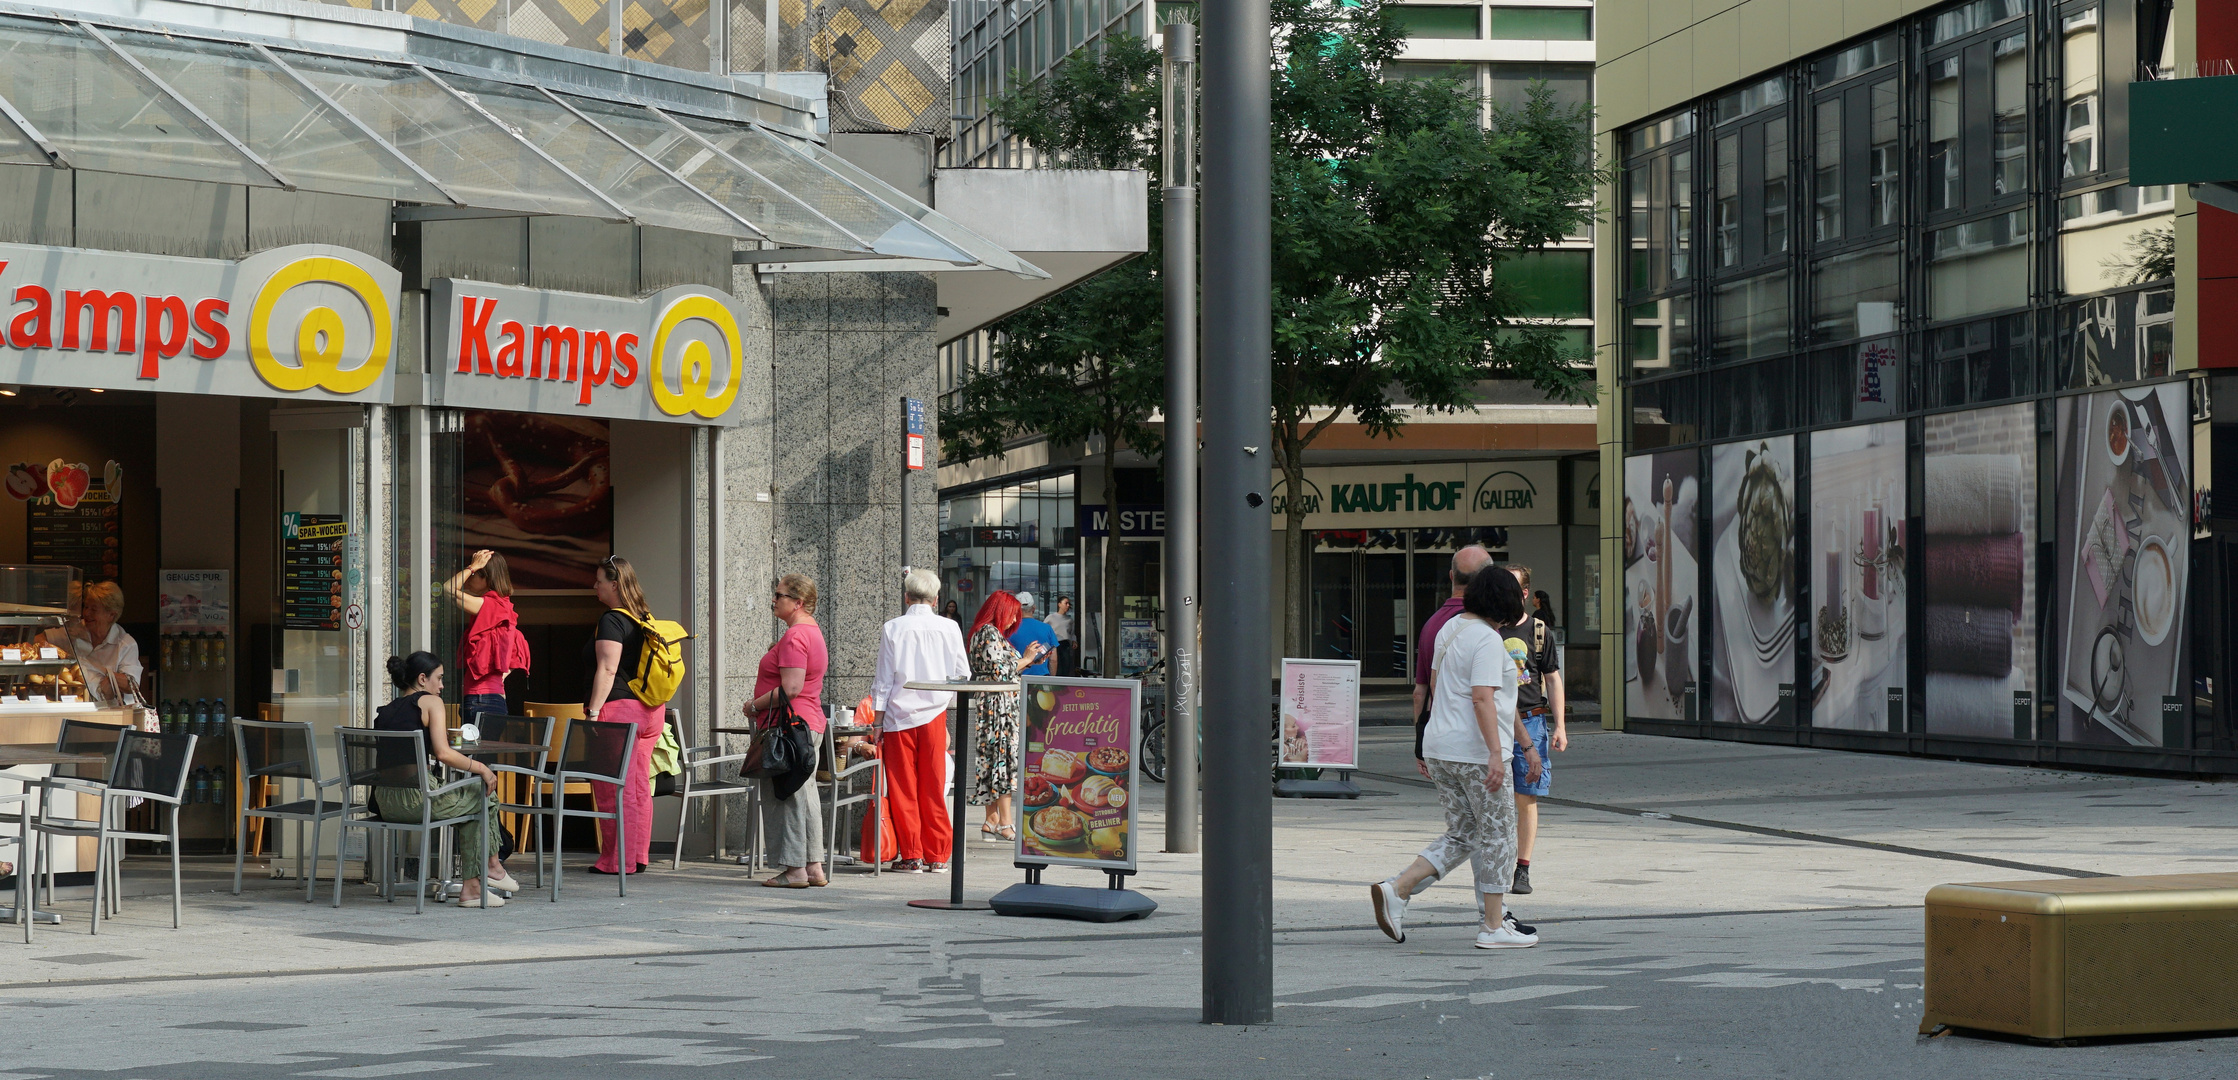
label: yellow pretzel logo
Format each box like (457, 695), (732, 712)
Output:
(248, 257), (391, 395)
(649, 294), (743, 420)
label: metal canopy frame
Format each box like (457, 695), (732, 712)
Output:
(0, 5), (1037, 275)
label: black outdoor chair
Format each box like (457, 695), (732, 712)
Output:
(29, 729), (196, 934)
(335, 728), (493, 913)
(232, 718), (353, 901)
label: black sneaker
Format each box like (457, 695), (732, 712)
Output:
(1511, 864), (1533, 894)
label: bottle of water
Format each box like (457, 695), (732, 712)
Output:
(214, 699), (228, 745)
(194, 698), (210, 739)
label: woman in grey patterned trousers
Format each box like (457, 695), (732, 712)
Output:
(1371, 565), (1543, 949)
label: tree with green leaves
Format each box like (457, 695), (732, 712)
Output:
(941, 35), (1164, 675)
(1268, 0), (1601, 654)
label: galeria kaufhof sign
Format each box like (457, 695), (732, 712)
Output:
(0, 241), (399, 401)
(427, 278), (749, 426)
(1267, 461), (1565, 529)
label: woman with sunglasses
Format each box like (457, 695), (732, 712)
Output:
(746, 574), (829, 886)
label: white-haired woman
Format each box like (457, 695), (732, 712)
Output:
(51, 581), (142, 708)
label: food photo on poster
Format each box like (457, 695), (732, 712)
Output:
(2057, 383), (2189, 747)
(1017, 678), (1139, 870)
(463, 411), (612, 591)
(1624, 449), (1699, 721)
(1279, 658), (1360, 768)
(1922, 403), (2037, 738)
(1809, 422), (1908, 731)
(1710, 436), (1795, 725)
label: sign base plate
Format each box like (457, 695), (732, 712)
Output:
(989, 882), (1157, 922)
(906, 898), (992, 911)
(1275, 777), (1362, 799)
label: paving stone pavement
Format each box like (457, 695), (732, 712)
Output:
(5, 724), (2236, 1079)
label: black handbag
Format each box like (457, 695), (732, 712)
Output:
(741, 688), (817, 799)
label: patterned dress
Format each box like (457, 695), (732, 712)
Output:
(966, 624), (1024, 805)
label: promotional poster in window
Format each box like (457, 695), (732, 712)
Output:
(2056, 383), (2189, 747)
(1710, 436), (1795, 725)
(1624, 450), (1699, 721)
(1922, 403), (2038, 738)
(1809, 421), (1907, 731)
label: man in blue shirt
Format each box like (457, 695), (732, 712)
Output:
(1009, 592), (1059, 677)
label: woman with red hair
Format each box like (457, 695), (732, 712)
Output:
(965, 590), (1047, 843)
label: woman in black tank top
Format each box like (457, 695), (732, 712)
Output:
(376, 652), (518, 908)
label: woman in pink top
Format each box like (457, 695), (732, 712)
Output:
(747, 572), (829, 887)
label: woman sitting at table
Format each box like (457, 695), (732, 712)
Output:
(375, 652), (520, 908)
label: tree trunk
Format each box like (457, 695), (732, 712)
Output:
(1101, 434), (1125, 677)
(1279, 442), (1309, 658)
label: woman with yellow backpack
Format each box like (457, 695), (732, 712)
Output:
(583, 555), (690, 876)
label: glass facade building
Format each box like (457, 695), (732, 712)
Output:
(1602, 0), (2235, 769)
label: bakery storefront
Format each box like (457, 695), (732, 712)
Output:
(0, 0), (1034, 878)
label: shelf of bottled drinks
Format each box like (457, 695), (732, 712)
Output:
(138, 627), (238, 852)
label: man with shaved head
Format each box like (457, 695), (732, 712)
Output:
(1412, 544), (1492, 737)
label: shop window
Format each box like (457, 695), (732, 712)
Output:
(1811, 72), (1901, 244)
(1710, 270), (1790, 364)
(1923, 312), (2037, 409)
(1806, 340), (1906, 426)
(1486, 6), (1589, 40)
(1626, 295), (1693, 375)
(1503, 249), (1591, 318)
(1810, 243), (1901, 343)
(1623, 137), (1693, 296)
(1708, 359), (1796, 440)
(2058, 286), (2174, 388)
(1927, 31), (2030, 216)
(1710, 96), (1788, 270)
(1811, 32), (1899, 87)
(1391, 5), (1480, 39)
(1385, 61), (1479, 85)
(1932, 0), (2026, 44)
(2063, 9), (2101, 179)
(1628, 375), (1700, 449)
(1929, 209), (2030, 321)
(1488, 63), (1591, 114)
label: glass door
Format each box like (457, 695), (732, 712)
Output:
(273, 426), (360, 737)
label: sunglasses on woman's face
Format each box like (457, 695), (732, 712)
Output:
(773, 592), (799, 603)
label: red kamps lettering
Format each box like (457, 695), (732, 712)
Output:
(63, 290), (136, 354)
(612, 333), (639, 388)
(456, 296), (497, 374)
(191, 298), (229, 359)
(140, 295), (188, 379)
(579, 330), (612, 405)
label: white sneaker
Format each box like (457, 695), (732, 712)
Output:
(1370, 879), (1408, 943)
(1474, 925), (1537, 949)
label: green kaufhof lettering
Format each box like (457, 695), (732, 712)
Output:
(1329, 474), (1466, 515)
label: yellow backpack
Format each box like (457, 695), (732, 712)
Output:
(611, 608), (692, 706)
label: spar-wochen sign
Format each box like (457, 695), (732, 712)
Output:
(427, 278), (751, 426)
(0, 241), (399, 402)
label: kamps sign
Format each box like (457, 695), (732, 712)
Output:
(427, 278), (750, 425)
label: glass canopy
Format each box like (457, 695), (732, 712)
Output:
(0, 9), (1037, 273)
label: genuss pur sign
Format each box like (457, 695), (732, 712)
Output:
(0, 241), (400, 402)
(427, 278), (750, 426)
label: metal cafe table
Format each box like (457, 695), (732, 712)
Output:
(0, 744), (112, 925)
(902, 680), (1019, 912)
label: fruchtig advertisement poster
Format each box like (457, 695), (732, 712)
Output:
(1809, 422), (1908, 731)
(1017, 677), (1140, 871)
(1710, 436), (1795, 725)
(1923, 403), (2037, 738)
(1624, 449), (1699, 721)
(1279, 657), (1360, 768)
(2056, 383), (2189, 747)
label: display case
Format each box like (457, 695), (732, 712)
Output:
(0, 564), (97, 711)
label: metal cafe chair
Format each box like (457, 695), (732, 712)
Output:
(539, 717), (636, 901)
(29, 729), (197, 934)
(474, 714), (553, 886)
(823, 706), (885, 874)
(12, 720), (129, 914)
(665, 708), (752, 870)
(335, 728), (492, 914)
(3, 791), (28, 943)
(231, 718), (351, 901)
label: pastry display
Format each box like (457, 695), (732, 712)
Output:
(1040, 747), (1085, 784)
(1086, 746), (1128, 776)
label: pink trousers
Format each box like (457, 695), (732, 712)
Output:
(590, 696), (664, 873)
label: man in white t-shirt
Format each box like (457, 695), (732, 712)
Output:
(1369, 565), (1543, 950)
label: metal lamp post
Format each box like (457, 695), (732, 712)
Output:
(1198, 0), (1273, 1027)
(1161, 22), (1200, 856)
